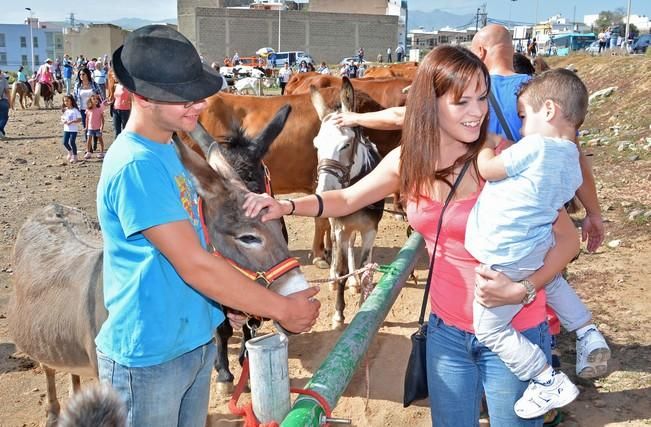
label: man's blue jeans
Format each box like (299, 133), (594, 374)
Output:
(98, 339), (216, 427)
(0, 98), (9, 135)
(426, 313), (551, 427)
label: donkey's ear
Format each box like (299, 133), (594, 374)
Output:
(186, 123), (217, 157)
(252, 104), (291, 159)
(340, 77), (355, 113)
(310, 86), (329, 121)
(172, 134), (233, 198)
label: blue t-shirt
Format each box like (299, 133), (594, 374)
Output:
(488, 74), (531, 141)
(63, 60), (73, 79)
(465, 134), (583, 266)
(96, 131), (224, 367)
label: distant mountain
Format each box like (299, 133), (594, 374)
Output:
(110, 18), (177, 30)
(407, 9), (475, 31)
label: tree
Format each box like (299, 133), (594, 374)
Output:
(594, 10), (623, 32)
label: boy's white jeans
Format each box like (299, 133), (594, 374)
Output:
(473, 235), (591, 381)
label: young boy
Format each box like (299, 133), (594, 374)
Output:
(465, 69), (611, 419)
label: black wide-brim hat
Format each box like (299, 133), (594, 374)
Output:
(112, 25), (223, 103)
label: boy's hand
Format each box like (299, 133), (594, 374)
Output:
(276, 287), (321, 333)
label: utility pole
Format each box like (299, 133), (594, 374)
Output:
(476, 8), (480, 32)
(25, 7), (35, 74)
(624, 0), (632, 47)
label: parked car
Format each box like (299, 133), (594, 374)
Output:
(273, 51), (315, 67)
(632, 34), (651, 53)
(585, 40), (601, 54)
(339, 57), (370, 66)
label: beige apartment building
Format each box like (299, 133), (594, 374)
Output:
(63, 24), (130, 59)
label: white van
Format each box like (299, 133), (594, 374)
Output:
(272, 51), (314, 67)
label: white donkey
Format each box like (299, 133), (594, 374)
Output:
(310, 77), (385, 328)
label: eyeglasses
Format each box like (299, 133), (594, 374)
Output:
(134, 94), (205, 109)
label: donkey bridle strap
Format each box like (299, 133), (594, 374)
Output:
(197, 197), (299, 288)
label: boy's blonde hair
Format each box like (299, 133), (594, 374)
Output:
(517, 68), (588, 129)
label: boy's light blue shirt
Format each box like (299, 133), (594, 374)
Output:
(466, 134), (583, 266)
(96, 131), (224, 367)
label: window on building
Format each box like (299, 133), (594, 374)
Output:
(33, 36), (39, 48)
(0, 53), (6, 66)
(22, 55), (28, 66)
(46, 32), (54, 47)
(20, 36), (27, 48)
(35, 54), (40, 65)
(0, 33), (5, 47)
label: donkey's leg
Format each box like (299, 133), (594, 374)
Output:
(311, 218), (331, 269)
(214, 321), (234, 395)
(43, 364), (61, 427)
(69, 374), (81, 396)
(345, 231), (361, 294)
(331, 226), (347, 329)
(329, 226), (343, 292)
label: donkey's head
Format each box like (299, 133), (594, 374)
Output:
(310, 78), (379, 193)
(172, 105), (306, 296)
(187, 105), (291, 194)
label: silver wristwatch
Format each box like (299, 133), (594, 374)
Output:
(519, 280), (536, 305)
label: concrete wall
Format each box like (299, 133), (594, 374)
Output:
(63, 25), (129, 60)
(179, 7), (398, 64)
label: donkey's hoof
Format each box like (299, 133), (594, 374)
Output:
(312, 257), (330, 269)
(331, 319), (345, 330)
(215, 381), (234, 396)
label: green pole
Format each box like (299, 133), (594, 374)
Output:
(281, 232), (425, 427)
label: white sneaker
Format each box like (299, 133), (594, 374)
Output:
(576, 328), (611, 378)
(514, 371), (579, 419)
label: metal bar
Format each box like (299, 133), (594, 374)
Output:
(281, 232), (425, 427)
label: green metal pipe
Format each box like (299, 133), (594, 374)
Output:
(281, 232), (425, 427)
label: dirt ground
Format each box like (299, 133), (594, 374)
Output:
(0, 54), (650, 427)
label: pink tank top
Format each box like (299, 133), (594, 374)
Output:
(406, 191), (547, 333)
(113, 84), (132, 111)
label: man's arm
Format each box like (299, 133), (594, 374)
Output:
(332, 106), (405, 130)
(575, 147), (604, 252)
(143, 221), (320, 333)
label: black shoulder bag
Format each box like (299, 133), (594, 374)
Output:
(403, 160), (471, 407)
(488, 90), (516, 142)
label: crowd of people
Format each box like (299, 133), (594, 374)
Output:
(3, 22), (612, 427)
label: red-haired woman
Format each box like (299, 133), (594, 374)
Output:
(243, 45), (580, 427)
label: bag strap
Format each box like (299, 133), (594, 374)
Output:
(488, 90), (516, 142)
(417, 161), (471, 325)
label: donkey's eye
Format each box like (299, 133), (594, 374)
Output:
(338, 144), (350, 152)
(237, 234), (262, 245)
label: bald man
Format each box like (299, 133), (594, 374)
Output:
(471, 24), (604, 252)
(471, 24), (530, 141)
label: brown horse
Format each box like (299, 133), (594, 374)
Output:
(10, 81), (34, 110)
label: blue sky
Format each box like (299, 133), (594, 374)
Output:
(4, 1), (651, 25)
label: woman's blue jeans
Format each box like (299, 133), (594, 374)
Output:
(426, 313), (551, 427)
(97, 339), (216, 427)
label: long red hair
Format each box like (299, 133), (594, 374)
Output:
(399, 45), (490, 201)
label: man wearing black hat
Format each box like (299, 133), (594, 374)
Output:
(96, 25), (320, 426)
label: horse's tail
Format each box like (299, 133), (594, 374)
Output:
(33, 82), (41, 108)
(10, 83), (17, 110)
